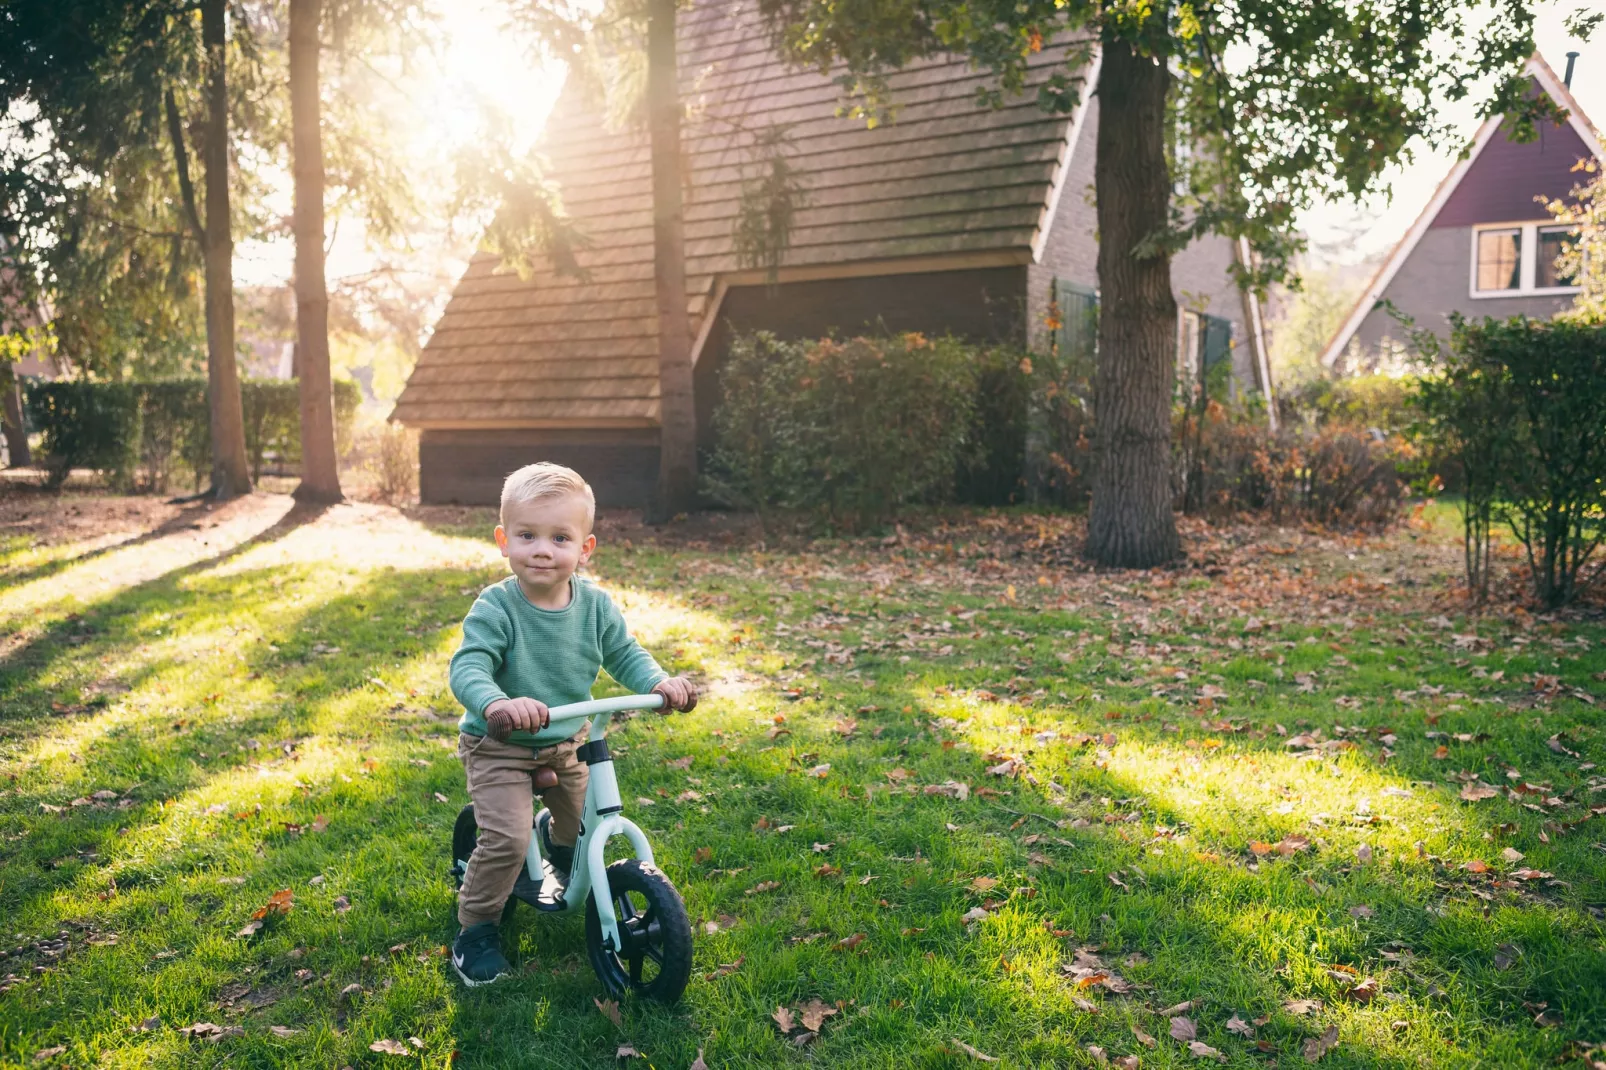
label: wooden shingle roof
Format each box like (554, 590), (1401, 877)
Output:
(395, 0), (1084, 428)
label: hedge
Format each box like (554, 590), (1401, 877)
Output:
(24, 377), (360, 491)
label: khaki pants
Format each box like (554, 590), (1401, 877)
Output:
(456, 730), (588, 928)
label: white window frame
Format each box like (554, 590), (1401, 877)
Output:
(1469, 221), (1583, 298)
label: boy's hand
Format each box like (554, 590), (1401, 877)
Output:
(484, 697), (550, 741)
(651, 677), (698, 713)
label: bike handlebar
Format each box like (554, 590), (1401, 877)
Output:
(544, 693), (667, 724)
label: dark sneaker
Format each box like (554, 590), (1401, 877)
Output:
(451, 922), (511, 987)
(538, 811), (575, 882)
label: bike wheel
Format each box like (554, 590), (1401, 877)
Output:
(450, 804), (520, 924)
(584, 859), (693, 1003)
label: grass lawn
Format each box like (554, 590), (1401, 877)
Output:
(1, 492), (1602, 1069)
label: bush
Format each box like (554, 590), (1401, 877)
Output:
(23, 378), (360, 493)
(1415, 316), (1606, 608)
(1278, 374), (1418, 435)
(345, 418), (419, 504)
(705, 332), (978, 528)
(1175, 401), (1410, 527)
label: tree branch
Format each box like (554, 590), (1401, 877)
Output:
(164, 88), (205, 245)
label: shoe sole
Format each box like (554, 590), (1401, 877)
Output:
(453, 958), (511, 988)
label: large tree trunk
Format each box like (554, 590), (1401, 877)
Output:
(647, 0), (696, 519)
(0, 362), (29, 467)
(1085, 35), (1180, 567)
(201, 0), (252, 498)
(289, 0), (342, 503)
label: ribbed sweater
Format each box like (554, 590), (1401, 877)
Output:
(448, 576), (668, 747)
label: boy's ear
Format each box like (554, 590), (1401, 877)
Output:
(579, 532), (597, 563)
(494, 525), (509, 554)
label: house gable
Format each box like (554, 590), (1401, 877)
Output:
(1319, 54), (1603, 367)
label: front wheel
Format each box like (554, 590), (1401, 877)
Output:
(585, 859), (693, 1003)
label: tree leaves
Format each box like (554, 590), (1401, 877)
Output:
(1302, 1024), (1339, 1062)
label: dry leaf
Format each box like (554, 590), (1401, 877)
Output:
(594, 997), (623, 1029)
(688, 1049), (709, 1070)
(805, 763), (831, 778)
(799, 998), (839, 1032)
(33, 1047), (66, 1061)
(1159, 1001), (1195, 1016)
(744, 881), (781, 895)
(133, 1016), (161, 1033)
(694, 847), (713, 863)
(704, 955), (744, 981)
(951, 1038), (999, 1062)
(1188, 1040), (1226, 1062)
(370, 1039), (412, 1055)
(1132, 1026), (1157, 1048)
(1459, 782), (1498, 802)
(772, 1006), (796, 1034)
(837, 933), (866, 951)
(616, 1044), (640, 1058)
(1169, 1017), (1198, 1042)
(1302, 1024), (1339, 1063)
(1087, 1044), (1109, 1064)
(1501, 847), (1524, 863)
(1355, 843), (1373, 863)
(1115, 1058), (1141, 1070)
(969, 876), (1000, 894)
(1284, 999), (1322, 1016)
(269, 1026), (302, 1038)
(1348, 905), (1373, 918)
(1226, 1015), (1254, 1037)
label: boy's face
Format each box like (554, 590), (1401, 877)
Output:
(494, 494), (595, 599)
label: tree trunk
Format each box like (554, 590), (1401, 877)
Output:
(289, 0), (342, 503)
(201, 0), (252, 498)
(0, 362), (29, 467)
(647, 0), (696, 520)
(1085, 34), (1180, 568)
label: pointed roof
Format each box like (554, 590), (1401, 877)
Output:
(1319, 54), (1603, 367)
(394, 0), (1091, 429)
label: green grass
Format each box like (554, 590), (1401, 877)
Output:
(0, 496), (1602, 1069)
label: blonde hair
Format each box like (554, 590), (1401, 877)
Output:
(499, 462), (596, 531)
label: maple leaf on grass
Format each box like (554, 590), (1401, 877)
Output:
(772, 1006), (796, 1034)
(799, 998), (838, 1032)
(370, 1038), (412, 1055)
(1169, 1016), (1198, 1042)
(1189, 1040), (1226, 1062)
(951, 1038), (999, 1062)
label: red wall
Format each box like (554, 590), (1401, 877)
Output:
(1433, 116), (1593, 227)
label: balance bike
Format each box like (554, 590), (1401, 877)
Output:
(450, 693), (694, 1002)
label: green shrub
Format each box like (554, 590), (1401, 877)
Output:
(25, 381), (143, 489)
(705, 331), (978, 528)
(23, 377), (361, 493)
(1415, 315), (1606, 608)
(1280, 374), (1418, 435)
(955, 347), (1033, 506)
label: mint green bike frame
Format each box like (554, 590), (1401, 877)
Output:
(523, 693), (664, 953)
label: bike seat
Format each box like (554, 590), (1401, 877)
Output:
(533, 767), (559, 792)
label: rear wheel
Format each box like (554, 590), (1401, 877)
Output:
(450, 804), (521, 924)
(585, 859), (693, 1003)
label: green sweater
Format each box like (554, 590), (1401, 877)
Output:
(449, 576), (668, 747)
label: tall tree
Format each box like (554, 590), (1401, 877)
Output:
(199, 0), (253, 497)
(646, 0), (696, 518)
(758, 0), (1560, 566)
(289, 0), (342, 501)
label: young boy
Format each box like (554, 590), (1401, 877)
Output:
(447, 462), (696, 986)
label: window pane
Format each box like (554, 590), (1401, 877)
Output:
(1536, 227), (1577, 289)
(1476, 229), (1521, 291)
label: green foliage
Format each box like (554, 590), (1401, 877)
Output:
(24, 381), (144, 489)
(954, 348), (1034, 506)
(24, 378), (359, 493)
(706, 332), (979, 527)
(1544, 160), (1605, 325)
(1279, 374), (1419, 436)
(1415, 316), (1606, 608)
(1268, 268), (1366, 385)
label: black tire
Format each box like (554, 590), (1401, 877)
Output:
(450, 804), (520, 924)
(585, 859), (693, 1003)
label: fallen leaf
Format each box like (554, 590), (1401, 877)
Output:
(1285, 999), (1322, 1016)
(772, 1006), (796, 1034)
(694, 847), (713, 863)
(1132, 1026), (1157, 1047)
(1355, 843), (1373, 863)
(133, 1015), (161, 1033)
(799, 998), (838, 1032)
(1169, 1017), (1198, 1042)
(805, 763), (831, 778)
(1188, 1040), (1226, 1062)
(836, 933), (866, 951)
(1088, 1044), (1109, 1064)
(370, 1039), (412, 1055)
(1348, 905), (1374, 918)
(969, 876), (1000, 894)
(616, 1044), (640, 1058)
(594, 997), (623, 1029)
(744, 881), (781, 895)
(1459, 782), (1498, 802)
(269, 1026), (301, 1038)
(951, 1038), (999, 1062)
(1302, 1024), (1339, 1063)
(1347, 978), (1380, 1003)
(1227, 1015), (1255, 1037)
(812, 842), (834, 854)
(704, 955), (744, 981)
(32, 1047), (66, 1061)
(688, 1049), (709, 1070)
(1463, 859), (1489, 874)
(1115, 1058), (1141, 1070)
(1159, 1001), (1195, 1016)
(666, 756), (693, 770)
